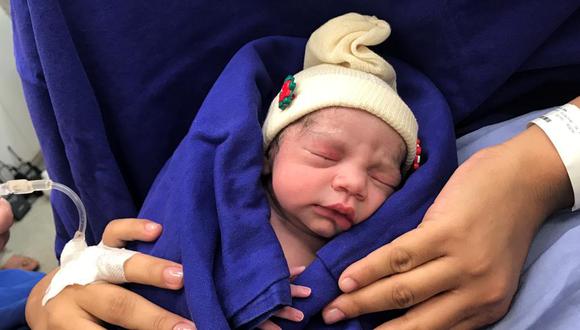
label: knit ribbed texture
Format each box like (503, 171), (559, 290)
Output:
(262, 13), (418, 169)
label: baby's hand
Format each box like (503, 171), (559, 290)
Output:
(258, 266), (312, 330)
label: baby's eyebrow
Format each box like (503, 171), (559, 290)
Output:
(303, 129), (345, 146)
(304, 126), (342, 137)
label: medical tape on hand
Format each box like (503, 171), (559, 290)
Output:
(42, 236), (138, 305)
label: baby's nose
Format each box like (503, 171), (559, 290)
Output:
(332, 171), (367, 200)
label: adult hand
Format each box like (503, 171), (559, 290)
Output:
(0, 198), (14, 251)
(25, 219), (196, 330)
(322, 110), (575, 329)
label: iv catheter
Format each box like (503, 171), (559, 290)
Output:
(2, 179), (137, 305)
(0, 179), (87, 237)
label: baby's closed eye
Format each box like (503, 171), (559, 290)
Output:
(310, 151), (337, 161)
(369, 171), (400, 189)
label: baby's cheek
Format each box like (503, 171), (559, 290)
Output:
(272, 173), (306, 209)
(274, 165), (316, 193)
(359, 190), (391, 221)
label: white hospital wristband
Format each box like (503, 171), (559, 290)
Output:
(530, 103), (580, 211)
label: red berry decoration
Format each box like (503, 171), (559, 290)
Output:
(278, 75), (296, 110)
(413, 139), (422, 170)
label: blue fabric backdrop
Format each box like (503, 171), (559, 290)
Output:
(0, 270), (44, 329)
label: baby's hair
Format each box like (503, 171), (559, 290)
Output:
(265, 110), (323, 162)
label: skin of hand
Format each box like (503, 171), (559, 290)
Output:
(0, 198), (14, 250)
(321, 97), (579, 329)
(25, 219), (196, 330)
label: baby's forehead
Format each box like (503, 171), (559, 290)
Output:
(291, 107), (370, 132)
(296, 107), (399, 139)
(305, 106), (358, 121)
(286, 107), (406, 159)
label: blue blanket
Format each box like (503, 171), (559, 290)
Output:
(119, 37), (456, 329)
(0, 270), (44, 329)
(10, 1), (580, 329)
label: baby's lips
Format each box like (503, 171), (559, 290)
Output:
(323, 203), (355, 223)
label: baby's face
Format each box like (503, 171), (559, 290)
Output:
(270, 107), (405, 238)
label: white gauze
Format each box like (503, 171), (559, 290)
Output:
(42, 234), (138, 305)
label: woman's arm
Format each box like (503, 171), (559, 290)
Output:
(322, 98), (578, 329)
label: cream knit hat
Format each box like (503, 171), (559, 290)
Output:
(262, 12), (418, 170)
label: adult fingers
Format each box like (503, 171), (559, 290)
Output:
(101, 218), (184, 290)
(45, 293), (105, 330)
(273, 306), (304, 322)
(337, 223), (446, 293)
(47, 314), (106, 330)
(0, 198), (13, 233)
(71, 319), (107, 330)
(102, 218), (162, 248)
(73, 318), (107, 330)
(73, 283), (196, 330)
(322, 257), (457, 324)
(124, 254), (184, 290)
(0, 231), (9, 251)
(374, 290), (473, 330)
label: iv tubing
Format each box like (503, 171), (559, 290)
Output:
(51, 182), (87, 236)
(0, 179), (87, 236)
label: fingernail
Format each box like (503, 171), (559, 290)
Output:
(323, 308), (345, 324)
(294, 310), (304, 321)
(145, 222), (161, 232)
(173, 321), (196, 330)
(339, 277), (358, 292)
(164, 266), (184, 286)
(301, 287), (312, 296)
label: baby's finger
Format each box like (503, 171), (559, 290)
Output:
(290, 266), (306, 277)
(124, 254), (184, 290)
(102, 218), (162, 248)
(290, 284), (311, 298)
(289, 265), (306, 279)
(257, 320), (281, 330)
(273, 306), (304, 322)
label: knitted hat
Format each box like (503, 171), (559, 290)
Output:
(262, 12), (419, 170)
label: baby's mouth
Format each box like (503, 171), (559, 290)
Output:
(314, 203), (355, 231)
(324, 203), (355, 222)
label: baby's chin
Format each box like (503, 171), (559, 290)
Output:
(308, 217), (372, 240)
(306, 221), (345, 239)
